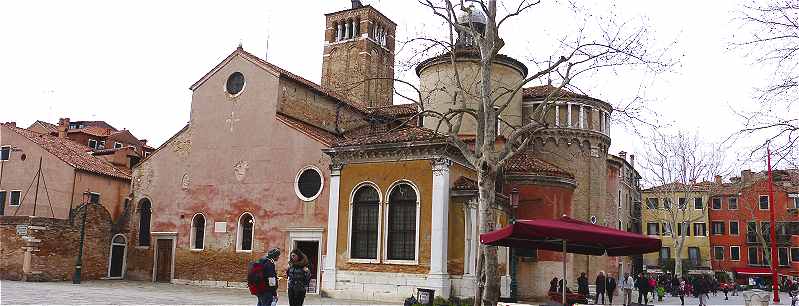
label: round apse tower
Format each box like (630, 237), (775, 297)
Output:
(415, 8), (528, 137)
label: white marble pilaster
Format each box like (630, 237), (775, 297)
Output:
(322, 163), (344, 291)
(566, 103), (572, 127)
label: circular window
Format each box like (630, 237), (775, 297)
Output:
(226, 72), (245, 95)
(295, 166), (324, 201)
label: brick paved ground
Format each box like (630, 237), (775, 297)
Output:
(0, 280), (401, 305)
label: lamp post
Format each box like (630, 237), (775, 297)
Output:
(509, 188), (519, 302)
(72, 192), (90, 284)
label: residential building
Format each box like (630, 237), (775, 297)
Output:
(708, 169), (799, 283)
(641, 182), (715, 276)
(28, 118), (155, 160)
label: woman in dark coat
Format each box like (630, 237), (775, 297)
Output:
(578, 272), (590, 297)
(286, 249), (311, 306)
(595, 271), (606, 304)
(549, 277), (559, 293)
(605, 273), (618, 304)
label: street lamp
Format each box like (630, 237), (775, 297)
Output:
(72, 191), (90, 284)
(509, 188), (519, 302)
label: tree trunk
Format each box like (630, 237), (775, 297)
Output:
(478, 168), (499, 306)
(673, 234), (685, 277)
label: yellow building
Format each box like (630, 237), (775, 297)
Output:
(641, 183), (713, 275)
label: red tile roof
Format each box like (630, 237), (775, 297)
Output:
(522, 85), (606, 105)
(276, 113), (343, 146)
(4, 124), (131, 180)
(28, 120), (58, 133)
(505, 150), (574, 179)
(334, 126), (445, 147)
(69, 126), (115, 137)
(453, 176), (478, 191)
(368, 104), (419, 117)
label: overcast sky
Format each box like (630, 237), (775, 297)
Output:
(0, 1), (776, 172)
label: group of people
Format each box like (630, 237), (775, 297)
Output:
(247, 248), (313, 306)
(550, 271), (736, 306)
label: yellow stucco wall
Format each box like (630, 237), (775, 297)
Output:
(336, 160), (433, 274)
(641, 191), (711, 268)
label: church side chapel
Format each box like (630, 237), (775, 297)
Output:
(123, 1), (640, 302)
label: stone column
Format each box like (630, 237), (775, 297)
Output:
(337, 23), (343, 41)
(579, 105), (585, 129)
(323, 163), (344, 291)
(429, 158), (451, 298)
(566, 103), (572, 127)
(555, 104), (560, 127)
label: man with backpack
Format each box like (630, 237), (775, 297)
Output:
(249, 248), (281, 306)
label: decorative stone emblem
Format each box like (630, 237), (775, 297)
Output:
(181, 173), (190, 190)
(233, 160), (249, 182)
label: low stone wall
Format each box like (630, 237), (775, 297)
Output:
(0, 204), (113, 281)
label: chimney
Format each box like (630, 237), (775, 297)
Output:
(741, 169), (753, 184)
(57, 117), (70, 138)
(629, 154), (635, 168)
(351, 0), (363, 8)
(618, 151), (627, 160)
(714, 175), (722, 185)
(140, 139), (148, 146)
(5, 122), (15, 127)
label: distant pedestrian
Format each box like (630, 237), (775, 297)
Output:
(606, 273), (617, 305)
(648, 275), (657, 300)
(636, 273), (650, 305)
(549, 277), (559, 293)
(678, 277), (686, 306)
(286, 249), (311, 306)
(578, 272), (590, 298)
(250, 248), (280, 306)
(595, 271), (606, 304)
(622, 272), (634, 306)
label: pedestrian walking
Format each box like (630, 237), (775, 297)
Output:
(636, 273), (649, 305)
(648, 276), (656, 301)
(549, 277), (559, 293)
(697, 276), (708, 306)
(605, 273), (617, 305)
(595, 271), (606, 304)
(622, 273), (634, 306)
(577, 272), (590, 298)
(286, 249), (311, 306)
(249, 248), (280, 306)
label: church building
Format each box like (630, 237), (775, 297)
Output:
(123, 1), (642, 302)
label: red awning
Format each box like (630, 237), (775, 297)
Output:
(733, 267), (794, 276)
(480, 216), (661, 256)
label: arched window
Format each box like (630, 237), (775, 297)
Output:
(190, 213), (205, 250)
(350, 185), (380, 259)
(386, 183), (418, 261)
(237, 213), (254, 251)
(137, 199), (151, 246)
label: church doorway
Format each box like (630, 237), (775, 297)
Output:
(107, 234), (127, 279)
(288, 228), (323, 294)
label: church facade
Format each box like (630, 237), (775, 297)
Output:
(123, 1), (642, 302)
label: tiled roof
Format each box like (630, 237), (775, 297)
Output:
(522, 85), (604, 103)
(453, 176), (478, 191)
(644, 181), (716, 193)
(29, 120), (58, 133)
(505, 150), (574, 179)
(368, 104), (418, 117)
(276, 113), (343, 146)
(4, 124), (131, 180)
(69, 126), (115, 137)
(190, 47), (368, 114)
(334, 126), (445, 147)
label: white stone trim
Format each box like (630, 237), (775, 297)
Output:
(106, 233), (127, 279)
(382, 180), (420, 265)
(236, 212), (255, 252)
(287, 228), (324, 295)
(346, 181), (383, 264)
(8, 190), (21, 207)
(430, 158), (451, 276)
(294, 165), (325, 202)
(579, 105), (585, 129)
(189, 213), (206, 251)
(323, 165), (342, 290)
(566, 103), (572, 127)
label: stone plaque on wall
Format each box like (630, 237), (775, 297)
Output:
(214, 222), (227, 233)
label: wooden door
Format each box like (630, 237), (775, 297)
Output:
(109, 245), (125, 278)
(156, 239), (172, 282)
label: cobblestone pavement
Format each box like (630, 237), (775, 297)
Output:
(603, 289), (794, 305)
(0, 280), (401, 305)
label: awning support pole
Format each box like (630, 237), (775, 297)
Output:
(563, 240), (567, 306)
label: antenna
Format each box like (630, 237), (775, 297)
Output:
(265, 32), (270, 61)
(547, 56), (552, 85)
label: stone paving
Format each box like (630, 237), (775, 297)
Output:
(0, 280), (402, 305)
(584, 289), (795, 305)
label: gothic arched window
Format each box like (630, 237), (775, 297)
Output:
(137, 199), (151, 247)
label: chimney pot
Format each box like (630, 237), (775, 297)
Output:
(6, 122), (16, 127)
(742, 169), (753, 183)
(619, 151), (627, 159)
(629, 154), (635, 167)
(714, 175), (722, 185)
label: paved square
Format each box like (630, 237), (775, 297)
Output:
(0, 280), (401, 305)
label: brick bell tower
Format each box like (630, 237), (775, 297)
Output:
(321, 0), (395, 108)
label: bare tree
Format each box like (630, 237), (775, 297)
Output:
(733, 0), (799, 167)
(338, 1), (675, 304)
(638, 131), (728, 277)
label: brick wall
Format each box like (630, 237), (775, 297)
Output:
(0, 203), (113, 281)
